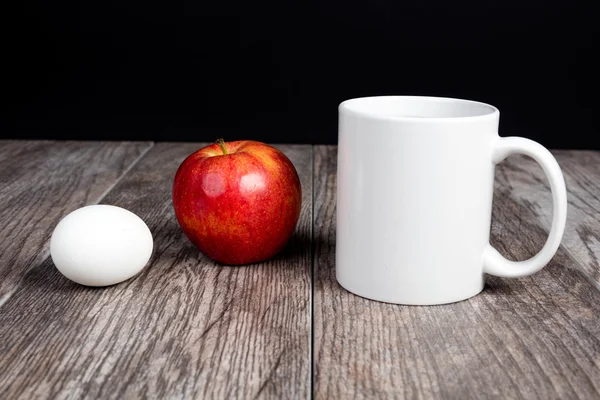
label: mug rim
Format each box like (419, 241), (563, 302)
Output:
(339, 95), (500, 121)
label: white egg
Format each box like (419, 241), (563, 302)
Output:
(50, 205), (153, 286)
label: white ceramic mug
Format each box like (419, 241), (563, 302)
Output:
(336, 96), (567, 305)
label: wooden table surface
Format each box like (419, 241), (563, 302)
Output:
(1, 140), (599, 400)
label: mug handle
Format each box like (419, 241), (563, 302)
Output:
(483, 137), (568, 278)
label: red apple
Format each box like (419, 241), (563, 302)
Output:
(172, 139), (302, 265)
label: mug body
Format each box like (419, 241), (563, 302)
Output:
(336, 96), (500, 305)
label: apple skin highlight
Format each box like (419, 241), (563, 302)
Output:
(172, 140), (302, 265)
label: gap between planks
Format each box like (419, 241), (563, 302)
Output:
(310, 145), (316, 400)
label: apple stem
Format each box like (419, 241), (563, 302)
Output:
(216, 138), (228, 155)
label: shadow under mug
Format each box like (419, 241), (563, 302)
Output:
(336, 96), (567, 305)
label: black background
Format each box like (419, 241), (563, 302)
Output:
(2, 1), (595, 148)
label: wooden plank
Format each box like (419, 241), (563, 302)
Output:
(0, 143), (312, 399)
(0, 140), (153, 301)
(313, 145), (600, 400)
(493, 150), (600, 287)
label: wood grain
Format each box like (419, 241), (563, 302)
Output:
(0, 140), (152, 301)
(313, 145), (600, 400)
(0, 143), (312, 399)
(493, 150), (600, 287)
